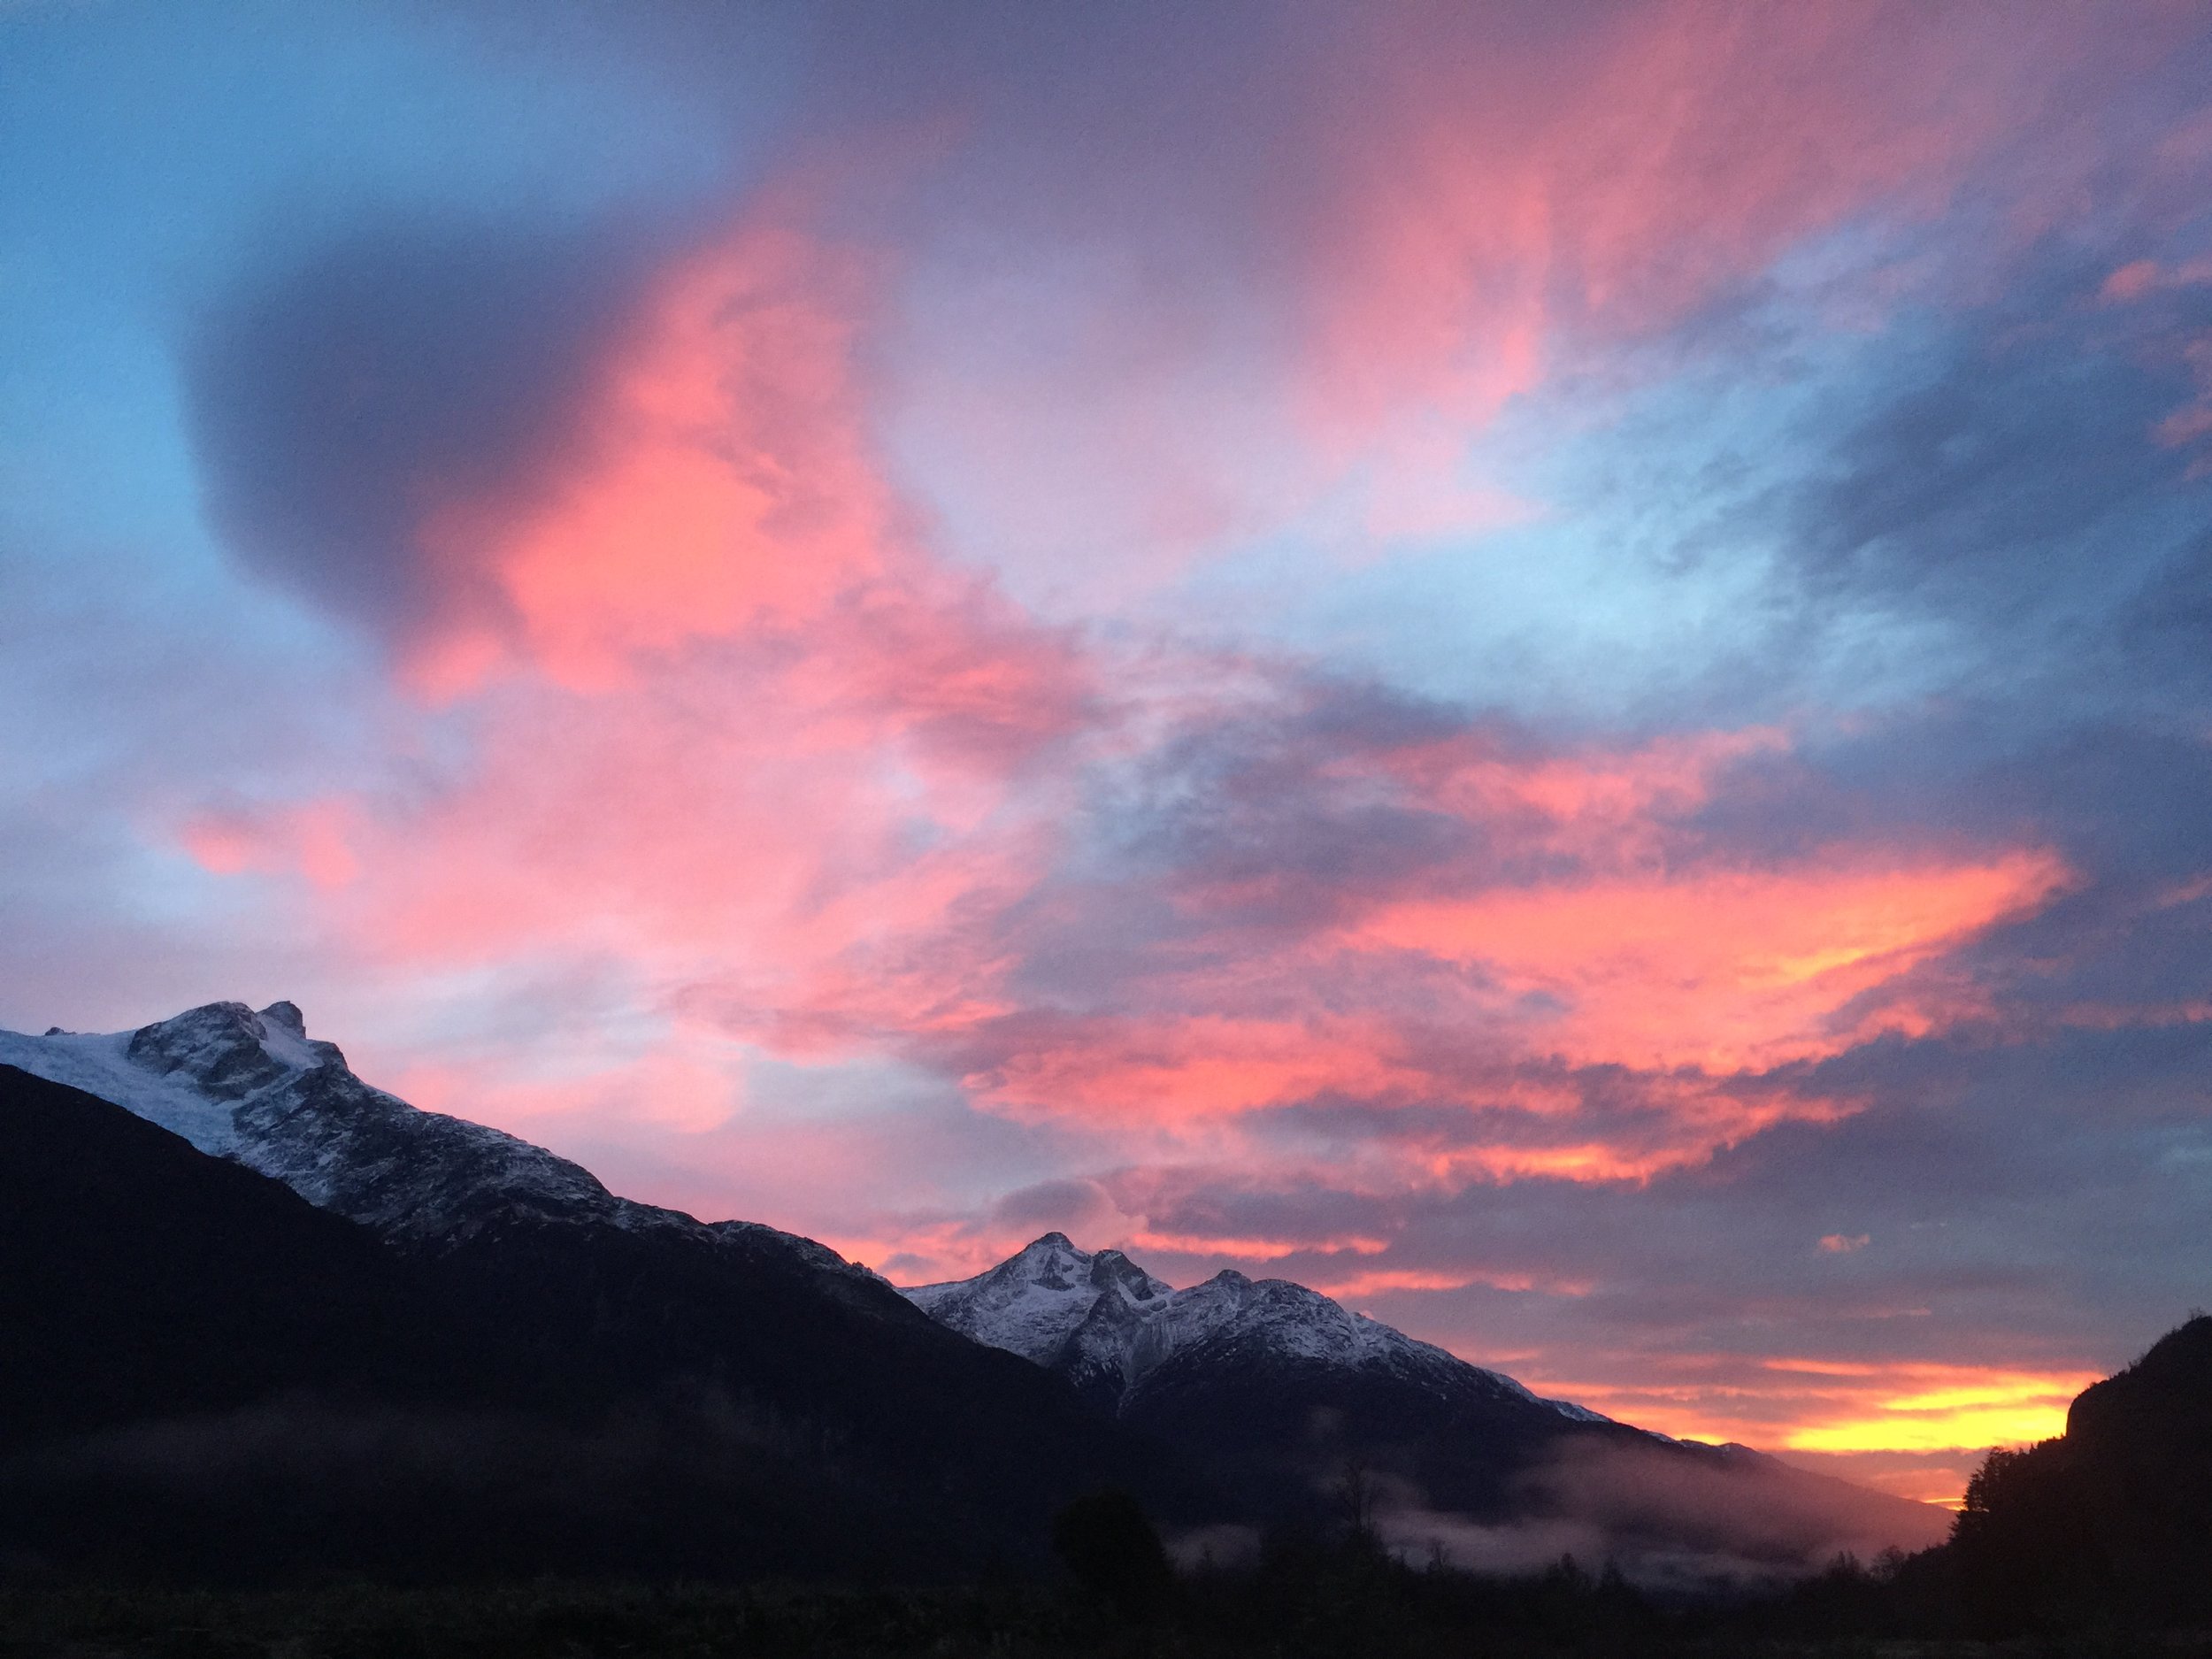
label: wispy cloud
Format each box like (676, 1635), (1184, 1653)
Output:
(4, 0), (2210, 1499)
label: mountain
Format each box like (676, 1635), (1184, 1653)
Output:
(902, 1229), (1662, 1520)
(0, 1062), (452, 1444)
(2066, 1313), (2212, 1594)
(905, 1233), (1950, 1580)
(1947, 1314), (2212, 1632)
(0, 999), (1946, 1586)
(908, 1232), (1609, 1425)
(0, 1003), (1176, 1579)
(4, 1000), (838, 1260)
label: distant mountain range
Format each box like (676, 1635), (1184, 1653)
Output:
(906, 1231), (1624, 1525)
(908, 1231), (1612, 1425)
(0, 1001), (1945, 1586)
(904, 1233), (1947, 1580)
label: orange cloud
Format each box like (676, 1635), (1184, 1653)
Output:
(964, 1013), (1432, 1124)
(1097, 730), (2066, 1137)
(1356, 848), (2070, 1071)
(1310, 1266), (1596, 1301)
(1122, 1229), (1392, 1264)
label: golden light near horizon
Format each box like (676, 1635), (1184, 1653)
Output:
(4, 0), (2210, 1568)
(1783, 1366), (2104, 1456)
(1523, 1358), (2110, 1506)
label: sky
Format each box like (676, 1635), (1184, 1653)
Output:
(5, 0), (2212, 1506)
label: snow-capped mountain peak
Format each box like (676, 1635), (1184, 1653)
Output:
(0, 1001), (862, 1281)
(1, 1000), (615, 1239)
(906, 1231), (1174, 1367)
(902, 1233), (1608, 1425)
(8, 1001), (310, 1158)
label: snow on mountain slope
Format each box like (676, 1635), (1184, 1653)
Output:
(907, 1233), (1175, 1364)
(903, 1232), (1610, 1425)
(2, 1002), (1598, 1425)
(0, 1001), (857, 1279)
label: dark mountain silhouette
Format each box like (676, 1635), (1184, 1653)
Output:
(0, 1055), (1174, 1582)
(0, 1002), (1941, 1588)
(1949, 1313), (2212, 1632)
(0, 1063), (451, 1441)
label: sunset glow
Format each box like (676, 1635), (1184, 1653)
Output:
(1783, 1369), (2101, 1456)
(7, 0), (2212, 1510)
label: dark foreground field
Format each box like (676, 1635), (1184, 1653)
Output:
(5, 1577), (2212, 1659)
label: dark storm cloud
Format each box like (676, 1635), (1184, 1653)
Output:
(184, 219), (671, 637)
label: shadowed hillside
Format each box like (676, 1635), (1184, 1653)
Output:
(1947, 1313), (2212, 1634)
(0, 1063), (1179, 1582)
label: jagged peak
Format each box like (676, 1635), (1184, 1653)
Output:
(1, 1002), (901, 1282)
(259, 999), (306, 1034)
(1088, 1248), (1167, 1298)
(986, 1232), (1079, 1272)
(144, 999), (265, 1038)
(995, 1232), (1087, 1285)
(116, 998), (342, 1100)
(902, 1235), (1588, 1420)
(979, 1234), (1175, 1301)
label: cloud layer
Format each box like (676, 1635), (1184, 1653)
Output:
(5, 0), (2212, 1506)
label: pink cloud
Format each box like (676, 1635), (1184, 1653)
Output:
(405, 220), (895, 694)
(157, 78), (2101, 1309)
(181, 800), (363, 890)
(1286, 4), (2091, 450)
(1354, 847), (2071, 1072)
(2101, 254), (2212, 303)
(390, 1043), (741, 1137)
(882, 13), (2026, 599)
(187, 639), (2070, 1224)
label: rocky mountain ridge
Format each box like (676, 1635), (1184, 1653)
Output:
(1, 998), (1950, 1583)
(0, 1002), (1167, 1578)
(0, 1000), (856, 1277)
(906, 1231), (1610, 1425)
(901, 1231), (1949, 1578)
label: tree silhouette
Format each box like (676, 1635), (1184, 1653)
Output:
(1950, 1440), (2102, 1633)
(1051, 1489), (1174, 1617)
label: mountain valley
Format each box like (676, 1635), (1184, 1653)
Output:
(2, 1002), (1948, 1586)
